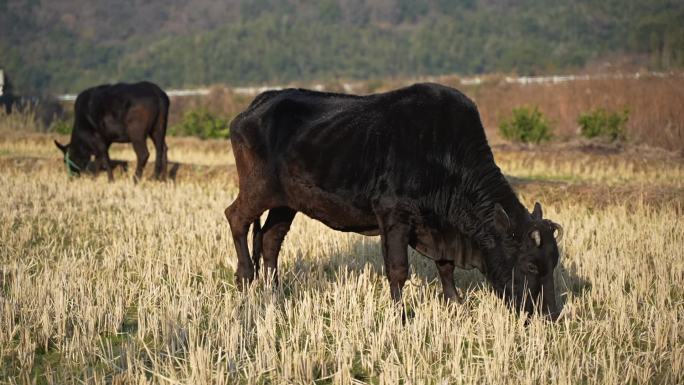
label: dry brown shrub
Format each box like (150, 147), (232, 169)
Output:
(168, 86), (253, 128)
(461, 75), (684, 151)
(164, 74), (684, 151)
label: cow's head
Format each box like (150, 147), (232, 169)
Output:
(54, 140), (87, 177)
(490, 202), (563, 320)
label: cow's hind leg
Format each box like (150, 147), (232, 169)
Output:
(225, 195), (264, 290)
(251, 218), (262, 276)
(151, 130), (168, 181)
(435, 260), (463, 303)
(131, 139), (150, 183)
(258, 207), (296, 284)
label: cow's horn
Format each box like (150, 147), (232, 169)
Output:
(551, 222), (563, 242)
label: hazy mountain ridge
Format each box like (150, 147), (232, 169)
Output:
(1, 0), (682, 93)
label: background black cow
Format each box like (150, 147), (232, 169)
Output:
(226, 83), (563, 319)
(54, 81), (169, 182)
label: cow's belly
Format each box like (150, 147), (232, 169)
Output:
(280, 174), (482, 271)
(101, 116), (131, 143)
(103, 130), (130, 143)
(281, 176), (379, 235)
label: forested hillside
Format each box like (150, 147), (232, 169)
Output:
(1, 0), (683, 93)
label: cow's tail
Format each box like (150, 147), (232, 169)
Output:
(154, 90), (171, 179)
(251, 218), (263, 275)
(156, 91), (170, 136)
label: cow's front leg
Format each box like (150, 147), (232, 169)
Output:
(376, 209), (411, 305)
(92, 155), (103, 178)
(93, 138), (114, 182)
(435, 260), (462, 303)
(101, 151), (114, 182)
(260, 207), (297, 284)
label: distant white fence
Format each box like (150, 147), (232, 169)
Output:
(448, 71), (679, 86)
(56, 85), (286, 101)
(55, 71), (681, 101)
(56, 87), (215, 101)
(166, 88), (211, 97)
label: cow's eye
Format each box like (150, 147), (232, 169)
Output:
(526, 262), (539, 275)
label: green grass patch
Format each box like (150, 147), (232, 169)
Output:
(512, 173), (583, 183)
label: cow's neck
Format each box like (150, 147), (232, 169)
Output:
(69, 130), (92, 161)
(447, 154), (528, 249)
(498, 193), (530, 237)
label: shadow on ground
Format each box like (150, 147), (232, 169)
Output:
(0, 155), (238, 185)
(272, 237), (591, 316)
(86, 158), (237, 184)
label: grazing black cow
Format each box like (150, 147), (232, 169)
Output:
(54, 81), (169, 182)
(225, 83), (564, 319)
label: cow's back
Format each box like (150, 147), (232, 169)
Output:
(74, 82), (168, 141)
(232, 84), (491, 193)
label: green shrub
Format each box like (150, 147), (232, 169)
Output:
(498, 106), (553, 144)
(170, 109), (230, 139)
(577, 108), (629, 141)
(51, 119), (72, 135)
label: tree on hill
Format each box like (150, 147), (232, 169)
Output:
(0, 0), (682, 93)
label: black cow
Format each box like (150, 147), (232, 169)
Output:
(225, 83), (563, 319)
(54, 81), (169, 182)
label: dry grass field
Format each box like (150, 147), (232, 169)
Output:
(1, 120), (683, 384)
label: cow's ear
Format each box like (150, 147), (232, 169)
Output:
(532, 202), (543, 220)
(493, 203), (511, 233)
(54, 140), (68, 154)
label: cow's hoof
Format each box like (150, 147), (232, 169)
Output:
(234, 274), (253, 292)
(443, 293), (464, 305)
